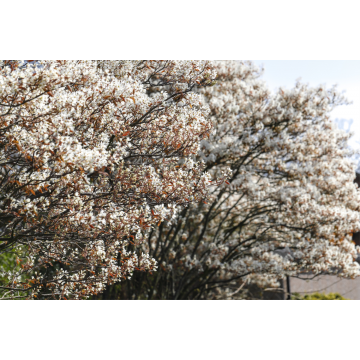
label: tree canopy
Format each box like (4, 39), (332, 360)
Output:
(1, 60), (359, 300)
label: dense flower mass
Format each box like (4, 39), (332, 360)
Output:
(112, 60), (360, 300)
(0, 60), (223, 299)
(1, 60), (359, 300)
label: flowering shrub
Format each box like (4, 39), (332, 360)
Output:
(0, 60), (224, 299)
(292, 292), (348, 300)
(107, 61), (360, 300)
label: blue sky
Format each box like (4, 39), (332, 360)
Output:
(253, 61), (360, 150)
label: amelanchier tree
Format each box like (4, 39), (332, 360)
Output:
(0, 60), (225, 299)
(105, 60), (360, 300)
(1, 60), (359, 300)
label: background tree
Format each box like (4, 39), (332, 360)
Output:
(101, 60), (360, 300)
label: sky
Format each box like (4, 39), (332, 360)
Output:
(252, 61), (360, 150)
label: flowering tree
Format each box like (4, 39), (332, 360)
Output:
(104, 60), (360, 300)
(0, 60), (222, 299)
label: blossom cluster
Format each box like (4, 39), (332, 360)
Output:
(0, 60), (221, 299)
